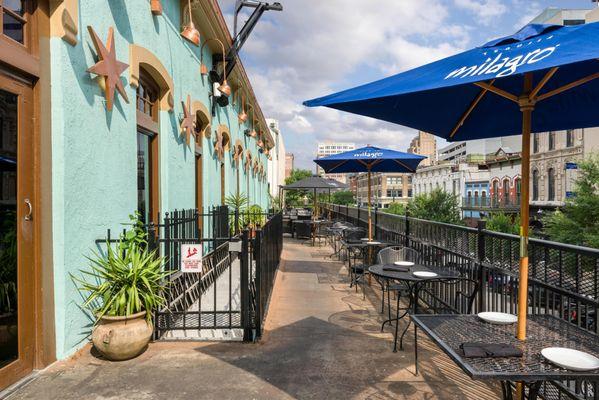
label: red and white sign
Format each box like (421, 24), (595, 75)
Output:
(180, 244), (203, 273)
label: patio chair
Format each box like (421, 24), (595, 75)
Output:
(419, 276), (479, 315)
(376, 247), (421, 314)
(294, 220), (311, 240)
(412, 277), (479, 375)
(313, 221), (332, 247)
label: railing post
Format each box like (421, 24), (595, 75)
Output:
(374, 205), (378, 239)
(234, 208), (240, 236)
(254, 228), (263, 337)
(357, 205), (361, 226)
(345, 204), (349, 222)
(404, 209), (410, 247)
(240, 229), (252, 341)
(477, 220), (487, 312)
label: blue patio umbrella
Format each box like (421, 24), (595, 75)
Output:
(305, 22), (599, 341)
(314, 146), (426, 240)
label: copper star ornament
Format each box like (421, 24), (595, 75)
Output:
(87, 26), (129, 111)
(232, 141), (243, 167)
(244, 151), (252, 172)
(180, 95), (195, 145)
(214, 130), (225, 160)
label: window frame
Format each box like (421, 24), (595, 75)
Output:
(532, 170), (539, 201)
(135, 68), (160, 226)
(547, 167), (555, 201)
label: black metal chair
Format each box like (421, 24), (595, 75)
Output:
(294, 220), (311, 239)
(413, 277), (479, 374)
(377, 247), (423, 351)
(419, 277), (479, 315)
(313, 221), (332, 247)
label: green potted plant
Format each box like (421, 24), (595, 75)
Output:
(75, 214), (170, 361)
(246, 204), (266, 237)
(225, 192), (249, 235)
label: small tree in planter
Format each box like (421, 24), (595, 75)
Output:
(75, 214), (170, 361)
(225, 192), (249, 235)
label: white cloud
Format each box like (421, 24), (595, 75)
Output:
(454, 0), (507, 24)
(218, 0), (481, 169)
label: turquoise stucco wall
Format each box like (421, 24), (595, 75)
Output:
(50, 0), (269, 359)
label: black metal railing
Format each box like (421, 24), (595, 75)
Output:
(325, 203), (598, 400)
(240, 212), (283, 340)
(94, 207), (283, 342)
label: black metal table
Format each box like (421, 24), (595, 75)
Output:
(369, 263), (459, 352)
(410, 314), (599, 399)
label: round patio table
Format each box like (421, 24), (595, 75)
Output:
(369, 263), (459, 352)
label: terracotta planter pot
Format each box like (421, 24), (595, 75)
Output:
(92, 311), (152, 361)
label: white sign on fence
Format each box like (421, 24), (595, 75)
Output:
(180, 244), (203, 273)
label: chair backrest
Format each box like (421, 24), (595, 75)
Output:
(451, 277), (479, 314)
(377, 246), (421, 264)
(343, 228), (366, 241)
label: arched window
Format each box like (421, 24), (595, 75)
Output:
(514, 177), (521, 203)
(548, 131), (556, 150)
(502, 179), (510, 204)
(532, 170), (539, 201)
(548, 168), (555, 201)
(474, 190), (479, 206)
(566, 129), (574, 148)
(481, 190), (487, 206)
(492, 180), (499, 206)
(136, 67), (160, 225)
(533, 133), (539, 153)
(193, 102), (210, 218)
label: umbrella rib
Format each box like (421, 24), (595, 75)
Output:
(473, 81), (518, 103)
(537, 71), (599, 102)
(449, 79), (495, 139)
(530, 67), (559, 100)
(326, 160), (348, 173)
(393, 159), (415, 172)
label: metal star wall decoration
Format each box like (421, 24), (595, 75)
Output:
(87, 26), (129, 111)
(244, 151), (251, 172)
(232, 141), (243, 167)
(214, 130), (225, 160)
(180, 95), (195, 145)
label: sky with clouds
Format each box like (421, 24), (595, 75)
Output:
(218, 0), (593, 170)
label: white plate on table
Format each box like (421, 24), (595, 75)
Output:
(394, 261), (415, 267)
(361, 238), (369, 241)
(477, 312), (517, 325)
(541, 347), (599, 371)
(412, 271), (437, 278)
(367, 241), (382, 245)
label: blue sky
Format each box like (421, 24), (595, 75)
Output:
(218, 0), (594, 170)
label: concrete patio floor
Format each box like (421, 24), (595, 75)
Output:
(7, 238), (500, 400)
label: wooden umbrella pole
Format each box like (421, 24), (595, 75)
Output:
(367, 168), (372, 240)
(517, 74), (534, 341)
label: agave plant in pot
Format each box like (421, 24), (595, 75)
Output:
(76, 219), (170, 361)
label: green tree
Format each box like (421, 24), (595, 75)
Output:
(485, 212), (520, 235)
(386, 202), (406, 215)
(284, 169), (313, 206)
(543, 155), (599, 248)
(331, 190), (355, 206)
(408, 188), (462, 224)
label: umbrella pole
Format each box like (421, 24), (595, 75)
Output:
(367, 168), (372, 241)
(517, 75), (534, 342)
(313, 188), (317, 246)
